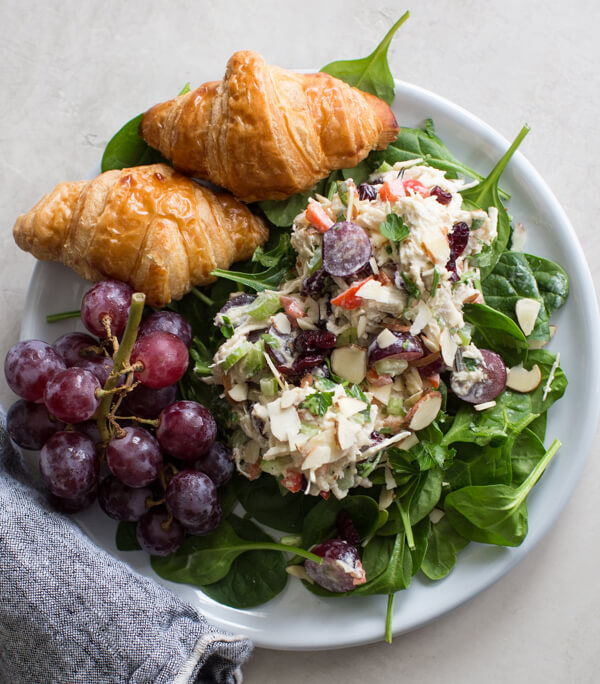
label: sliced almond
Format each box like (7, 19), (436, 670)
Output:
(549, 324), (557, 339)
(266, 399), (301, 443)
(377, 328), (398, 349)
(335, 415), (361, 451)
(515, 298), (541, 336)
(474, 400), (496, 411)
(331, 345), (367, 384)
(506, 363), (542, 393)
(227, 383), (248, 402)
(337, 396), (368, 417)
(421, 230), (450, 265)
(272, 312), (291, 335)
(404, 392), (442, 431)
(367, 382), (392, 405)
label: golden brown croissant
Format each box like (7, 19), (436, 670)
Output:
(140, 51), (400, 203)
(13, 164), (269, 306)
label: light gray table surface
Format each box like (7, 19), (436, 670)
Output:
(1, 1), (599, 682)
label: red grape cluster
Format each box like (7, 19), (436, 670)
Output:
(4, 279), (234, 556)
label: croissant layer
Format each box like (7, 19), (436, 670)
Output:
(13, 164), (269, 306)
(140, 51), (400, 203)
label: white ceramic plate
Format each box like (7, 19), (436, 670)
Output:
(21, 80), (600, 650)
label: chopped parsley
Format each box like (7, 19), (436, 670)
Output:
(380, 213), (410, 243)
(300, 391), (334, 417)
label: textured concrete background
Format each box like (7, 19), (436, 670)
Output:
(1, 0), (599, 681)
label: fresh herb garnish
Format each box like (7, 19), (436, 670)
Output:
(380, 213), (410, 243)
(300, 391), (334, 417)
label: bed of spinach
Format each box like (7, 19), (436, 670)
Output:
(101, 13), (571, 640)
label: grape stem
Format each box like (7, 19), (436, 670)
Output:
(95, 293), (146, 444)
(46, 309), (81, 323)
(114, 415), (160, 427)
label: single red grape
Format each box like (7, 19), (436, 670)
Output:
(74, 356), (115, 386)
(165, 470), (220, 533)
(122, 383), (177, 419)
(136, 509), (185, 556)
(138, 311), (193, 348)
(131, 331), (189, 389)
(98, 475), (152, 521)
(156, 401), (216, 460)
(40, 431), (99, 500)
(81, 280), (133, 338)
(193, 442), (234, 488)
(43, 367), (101, 424)
(4, 340), (66, 402)
(52, 332), (100, 366)
(106, 426), (162, 488)
(6, 400), (65, 450)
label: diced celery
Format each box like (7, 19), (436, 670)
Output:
(374, 358), (409, 376)
(261, 333), (281, 349)
(260, 376), (279, 397)
(299, 422), (320, 437)
(387, 395), (405, 416)
(374, 161), (393, 175)
(248, 292), (282, 320)
(335, 327), (358, 347)
(223, 341), (253, 371)
(336, 180), (350, 206)
(242, 342), (266, 377)
(457, 323), (473, 346)
(261, 460), (284, 476)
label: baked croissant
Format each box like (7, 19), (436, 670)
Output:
(140, 51), (400, 203)
(13, 164), (268, 306)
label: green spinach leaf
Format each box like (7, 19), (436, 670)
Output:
(321, 11), (410, 104)
(302, 495), (380, 548)
(463, 125), (529, 280)
(234, 475), (318, 534)
(199, 516), (288, 608)
(211, 230), (296, 291)
(151, 518), (319, 586)
(421, 516), (469, 580)
(444, 439), (561, 546)
(524, 254), (570, 315)
(482, 252), (549, 344)
(510, 427), (547, 486)
(101, 84), (190, 172)
(463, 302), (528, 359)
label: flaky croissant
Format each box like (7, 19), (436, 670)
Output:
(13, 164), (268, 306)
(140, 51), (400, 203)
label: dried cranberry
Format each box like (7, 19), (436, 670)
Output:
(336, 510), (361, 547)
(301, 269), (328, 297)
(292, 353), (325, 375)
(446, 258), (460, 282)
(448, 222), (470, 258)
(357, 183), (378, 201)
(294, 330), (337, 354)
(370, 431), (385, 442)
(430, 185), (452, 205)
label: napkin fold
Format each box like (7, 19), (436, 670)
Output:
(0, 409), (253, 684)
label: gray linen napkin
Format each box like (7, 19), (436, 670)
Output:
(0, 408), (253, 683)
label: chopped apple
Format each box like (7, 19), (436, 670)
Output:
(515, 298), (541, 336)
(404, 391), (442, 431)
(506, 363), (542, 392)
(331, 345), (367, 384)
